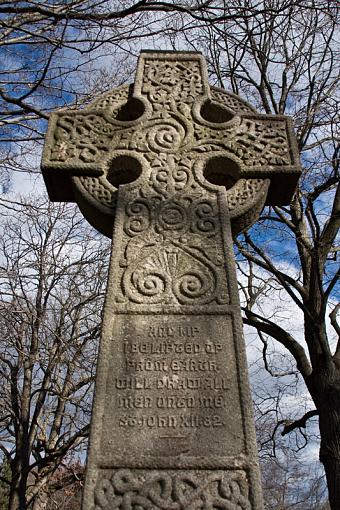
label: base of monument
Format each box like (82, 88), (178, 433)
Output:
(93, 468), (253, 509)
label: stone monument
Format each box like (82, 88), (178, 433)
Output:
(41, 51), (300, 509)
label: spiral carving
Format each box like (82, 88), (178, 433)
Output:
(147, 119), (187, 153)
(132, 270), (168, 297)
(151, 160), (191, 196)
(173, 166), (190, 190)
(122, 245), (216, 305)
(158, 203), (187, 232)
(174, 272), (208, 301)
(193, 200), (217, 233)
(124, 200), (150, 236)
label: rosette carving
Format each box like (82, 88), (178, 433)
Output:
(157, 202), (187, 233)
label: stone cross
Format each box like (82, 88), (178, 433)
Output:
(42, 51), (300, 510)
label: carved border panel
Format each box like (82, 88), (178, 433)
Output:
(94, 469), (252, 510)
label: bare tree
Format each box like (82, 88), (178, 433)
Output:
(176, 1), (339, 507)
(261, 453), (328, 509)
(0, 1), (307, 146)
(0, 196), (110, 509)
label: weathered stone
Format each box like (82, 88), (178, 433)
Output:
(41, 51), (301, 510)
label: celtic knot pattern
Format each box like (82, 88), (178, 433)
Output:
(142, 60), (203, 106)
(91, 85), (130, 113)
(210, 87), (255, 114)
(78, 176), (116, 210)
(227, 179), (267, 212)
(94, 469), (251, 510)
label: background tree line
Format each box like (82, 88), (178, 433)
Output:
(0, 1), (338, 508)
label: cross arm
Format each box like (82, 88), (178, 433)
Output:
(41, 109), (132, 201)
(238, 114), (301, 205)
(195, 113), (301, 206)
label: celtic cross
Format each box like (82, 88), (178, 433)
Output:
(42, 51), (300, 510)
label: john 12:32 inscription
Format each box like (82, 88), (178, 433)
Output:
(101, 315), (243, 463)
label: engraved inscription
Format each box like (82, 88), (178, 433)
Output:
(126, 358), (218, 372)
(100, 314), (245, 462)
(117, 414), (224, 428)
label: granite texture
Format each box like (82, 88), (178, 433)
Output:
(41, 51), (301, 510)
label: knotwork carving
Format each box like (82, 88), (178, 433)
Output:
(226, 178), (270, 236)
(78, 176), (117, 211)
(142, 60), (204, 106)
(91, 85), (130, 113)
(50, 113), (118, 164)
(94, 469), (251, 510)
(210, 87), (255, 114)
(193, 118), (291, 168)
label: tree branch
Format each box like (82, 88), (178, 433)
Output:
(0, 88), (49, 119)
(242, 307), (312, 379)
(281, 409), (319, 436)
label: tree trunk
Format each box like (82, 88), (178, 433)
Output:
(8, 469), (27, 510)
(315, 362), (340, 510)
(7, 449), (31, 510)
(322, 454), (340, 510)
(8, 486), (20, 510)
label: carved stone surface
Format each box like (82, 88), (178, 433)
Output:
(94, 469), (251, 509)
(41, 51), (301, 510)
(42, 53), (300, 237)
